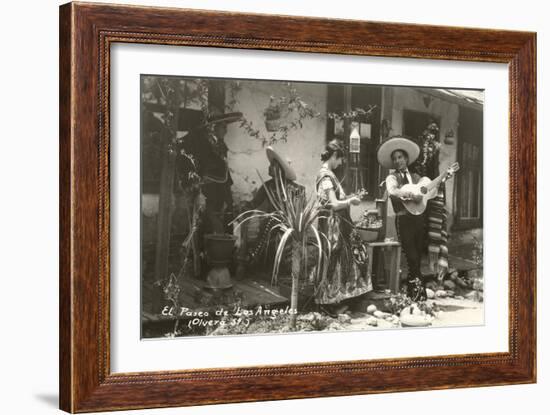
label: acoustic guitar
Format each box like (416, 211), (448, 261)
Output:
(399, 162), (460, 215)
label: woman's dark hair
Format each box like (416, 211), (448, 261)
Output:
(321, 139), (345, 161)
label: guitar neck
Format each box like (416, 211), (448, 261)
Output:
(426, 170), (450, 192)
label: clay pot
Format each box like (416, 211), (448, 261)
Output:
(356, 229), (379, 242)
(265, 118), (282, 132)
(203, 234), (237, 265)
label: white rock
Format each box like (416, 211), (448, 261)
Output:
(373, 310), (390, 318)
(338, 314), (352, 324)
(435, 290), (448, 298)
(366, 304), (378, 314)
(473, 279), (484, 291)
(400, 305), (421, 318)
(448, 270), (459, 280)
(327, 322), (343, 331)
(400, 313), (432, 327)
(366, 317), (378, 326)
(464, 290), (477, 300)
(299, 313), (315, 322)
(455, 277), (469, 288)
(426, 288), (435, 299)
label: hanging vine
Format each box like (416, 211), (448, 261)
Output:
(227, 81), (321, 146)
(327, 105), (378, 123)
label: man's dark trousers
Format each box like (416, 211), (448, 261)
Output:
(396, 213), (425, 281)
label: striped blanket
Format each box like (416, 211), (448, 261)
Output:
(426, 184), (449, 279)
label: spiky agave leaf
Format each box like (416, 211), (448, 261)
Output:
(264, 222), (290, 274)
(231, 170), (330, 303)
(316, 225), (332, 287)
(272, 227), (295, 284)
(231, 210), (281, 230)
(276, 175), (297, 226)
(275, 166), (288, 202)
(308, 223), (326, 282)
(231, 209), (271, 224)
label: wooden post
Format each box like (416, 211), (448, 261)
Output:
(366, 244), (374, 288)
(289, 240), (302, 329)
(366, 241), (402, 293)
(152, 79), (181, 312)
(153, 142), (176, 288)
(390, 245), (402, 293)
(208, 79), (226, 111)
(342, 85), (352, 193)
(379, 86), (396, 239)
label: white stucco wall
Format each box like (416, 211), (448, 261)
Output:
(223, 81), (328, 206)
(224, 83), (466, 230)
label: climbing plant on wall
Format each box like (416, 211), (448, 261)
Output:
(326, 105), (378, 123)
(227, 81), (322, 146)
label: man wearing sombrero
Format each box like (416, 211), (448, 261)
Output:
(377, 136), (427, 301)
(236, 146), (303, 277)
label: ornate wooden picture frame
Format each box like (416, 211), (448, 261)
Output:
(59, 2), (536, 412)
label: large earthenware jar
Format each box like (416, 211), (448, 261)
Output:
(203, 234), (237, 289)
(204, 234), (237, 264)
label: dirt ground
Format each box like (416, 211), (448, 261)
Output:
(202, 295), (484, 336)
(346, 297), (484, 331)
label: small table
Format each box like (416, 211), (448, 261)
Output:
(365, 241), (402, 294)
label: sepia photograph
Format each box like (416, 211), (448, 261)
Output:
(52, 1), (538, 412)
(140, 75), (484, 339)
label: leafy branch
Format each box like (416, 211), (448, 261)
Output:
(327, 105), (378, 122)
(228, 81), (322, 146)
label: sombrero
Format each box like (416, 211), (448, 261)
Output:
(204, 111), (243, 126)
(377, 136), (420, 169)
(265, 146), (297, 182)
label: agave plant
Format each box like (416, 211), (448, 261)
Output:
(232, 169), (328, 329)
